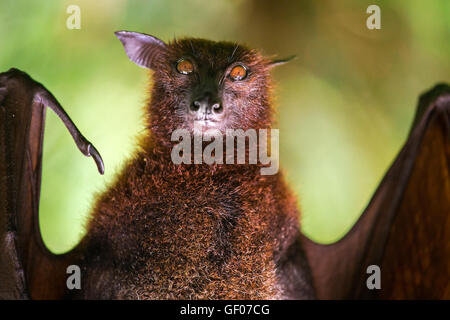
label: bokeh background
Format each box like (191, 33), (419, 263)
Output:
(1, 0), (449, 253)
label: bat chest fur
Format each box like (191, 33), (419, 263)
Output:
(82, 156), (287, 299)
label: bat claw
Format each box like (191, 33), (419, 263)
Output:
(87, 143), (105, 175)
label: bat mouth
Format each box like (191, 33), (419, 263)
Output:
(193, 119), (219, 129)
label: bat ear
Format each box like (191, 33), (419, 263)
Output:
(268, 55), (296, 68)
(114, 31), (167, 70)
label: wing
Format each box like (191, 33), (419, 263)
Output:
(0, 68), (104, 299)
(301, 84), (450, 299)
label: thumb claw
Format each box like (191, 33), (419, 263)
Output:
(87, 144), (105, 175)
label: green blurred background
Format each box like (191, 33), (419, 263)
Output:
(0, 0), (449, 253)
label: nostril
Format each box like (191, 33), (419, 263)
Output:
(190, 101), (201, 112)
(212, 103), (223, 114)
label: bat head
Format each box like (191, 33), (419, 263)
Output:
(115, 31), (293, 141)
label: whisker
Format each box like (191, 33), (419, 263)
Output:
(229, 43), (239, 62)
(189, 40), (196, 56)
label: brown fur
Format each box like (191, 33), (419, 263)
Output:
(70, 37), (314, 299)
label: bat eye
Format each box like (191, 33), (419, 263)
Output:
(229, 64), (247, 81)
(176, 58), (194, 74)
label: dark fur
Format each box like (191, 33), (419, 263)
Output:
(70, 36), (315, 299)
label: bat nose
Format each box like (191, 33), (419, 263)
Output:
(190, 93), (223, 118)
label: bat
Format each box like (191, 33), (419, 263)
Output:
(0, 66), (448, 299)
(69, 32), (315, 300)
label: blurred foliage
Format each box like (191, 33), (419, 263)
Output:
(0, 0), (449, 253)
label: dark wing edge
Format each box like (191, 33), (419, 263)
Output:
(0, 68), (104, 299)
(301, 83), (450, 299)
